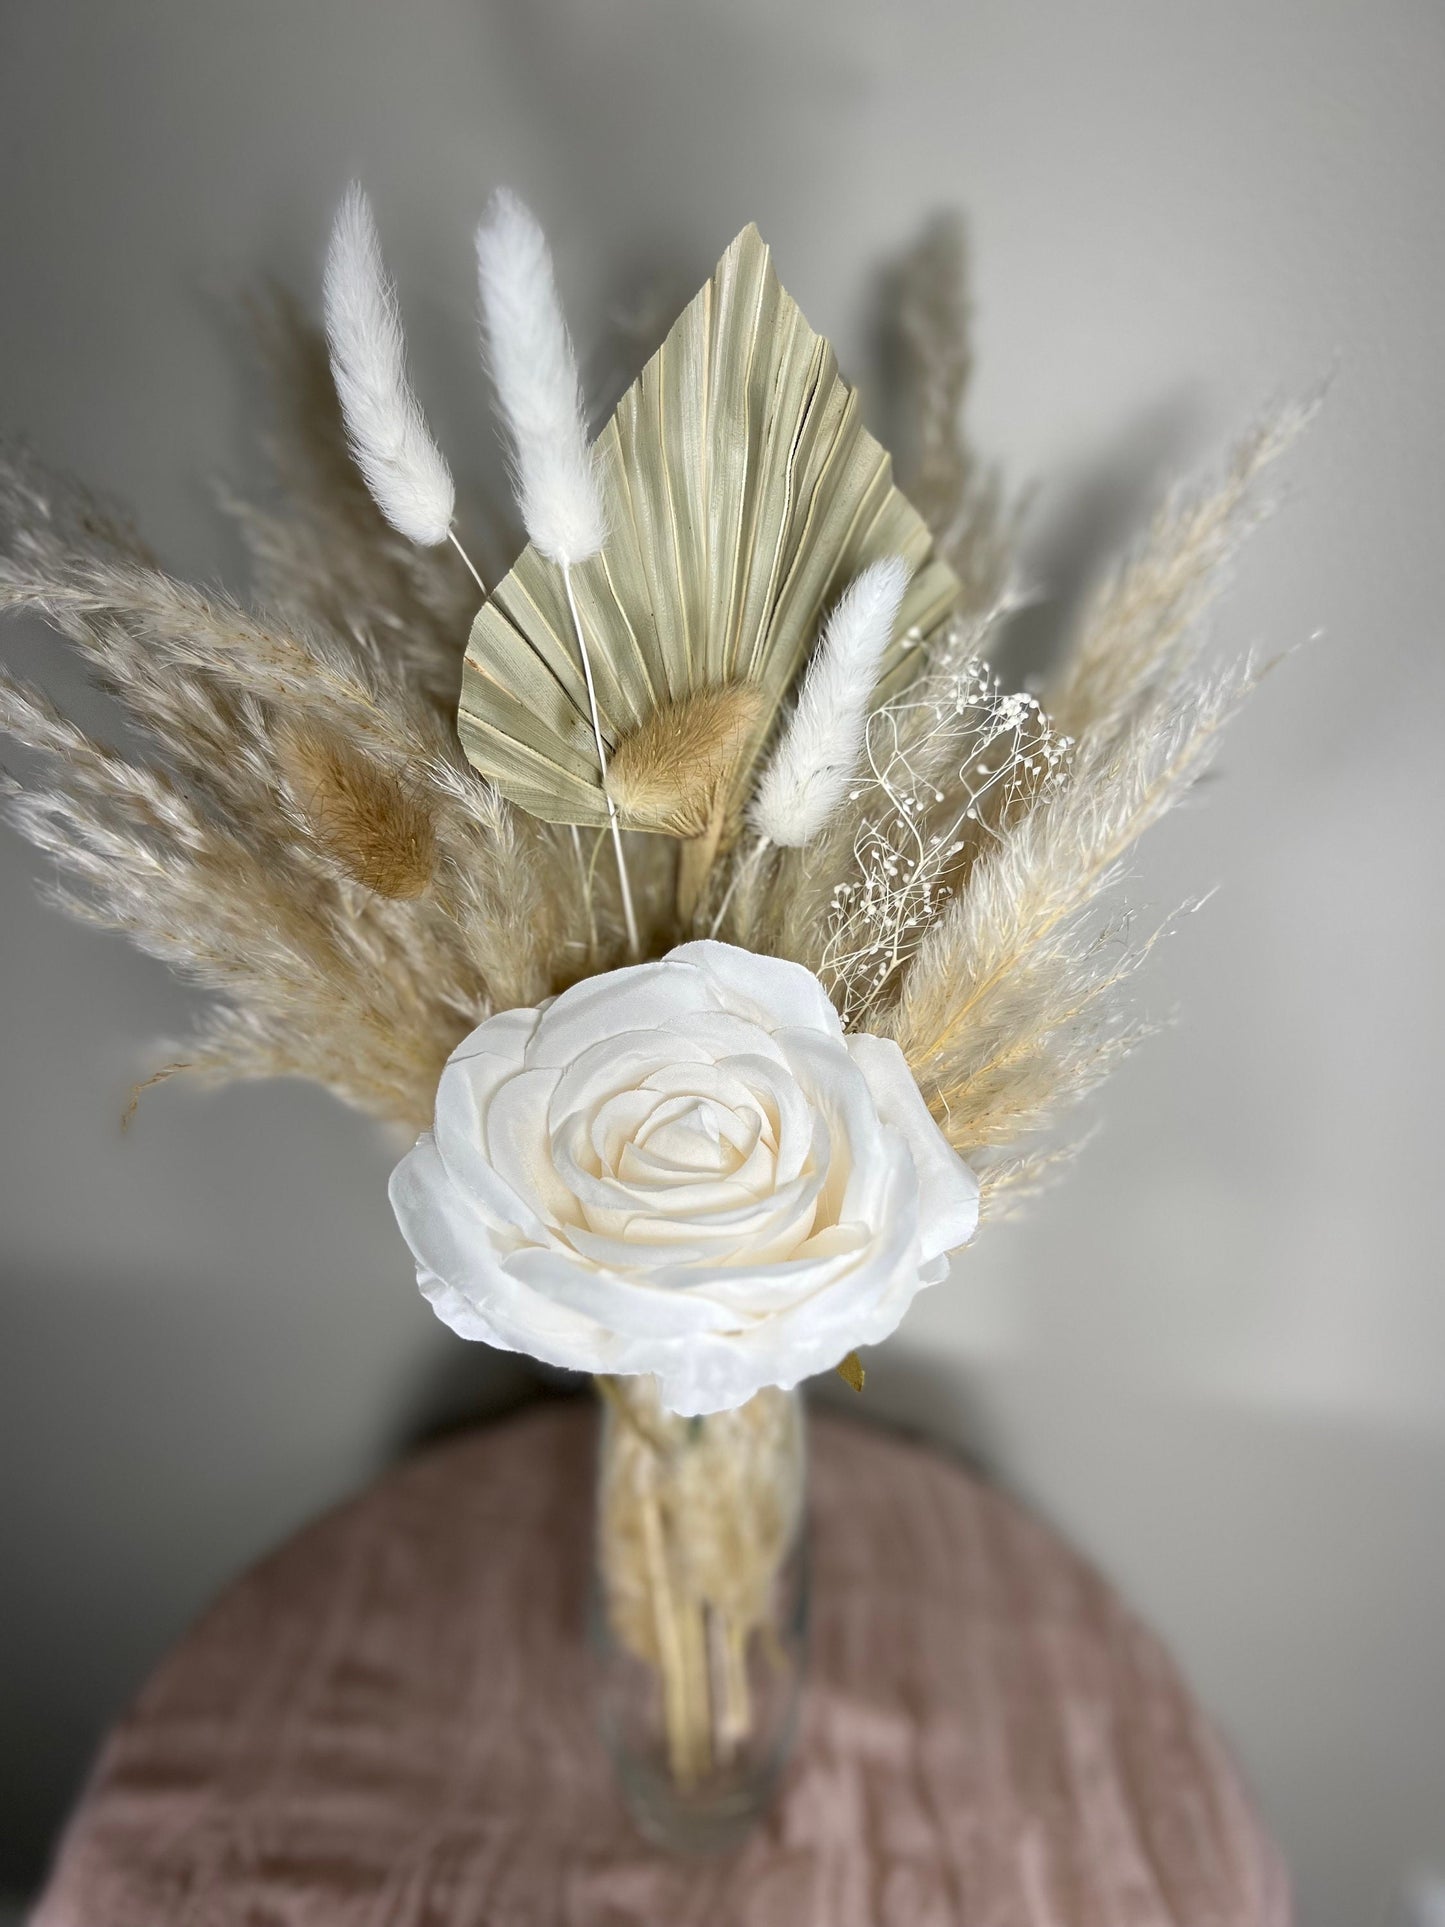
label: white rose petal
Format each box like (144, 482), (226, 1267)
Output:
(389, 940), (979, 1415)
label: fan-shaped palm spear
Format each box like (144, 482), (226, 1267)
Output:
(457, 225), (962, 915)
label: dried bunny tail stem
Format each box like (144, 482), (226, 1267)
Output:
(607, 684), (763, 837)
(475, 188), (605, 568)
(324, 183), (482, 587)
(276, 723), (436, 898)
(1049, 398), (1316, 746)
(751, 557), (912, 848)
(475, 189), (636, 954)
(606, 682), (764, 935)
(232, 288), (483, 710)
(563, 566), (639, 958)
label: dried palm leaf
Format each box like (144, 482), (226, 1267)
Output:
(458, 224), (962, 832)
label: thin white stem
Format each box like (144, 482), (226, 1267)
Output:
(570, 823), (599, 962)
(446, 526), (487, 596)
(562, 564), (640, 960)
(707, 835), (770, 940)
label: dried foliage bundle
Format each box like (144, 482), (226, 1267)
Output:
(597, 1375), (804, 1785)
(0, 211), (1297, 1205)
(1, 207), (1301, 1805)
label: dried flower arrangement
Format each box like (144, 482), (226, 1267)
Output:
(0, 189), (1302, 1822)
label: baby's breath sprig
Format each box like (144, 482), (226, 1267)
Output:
(821, 645), (1071, 1024)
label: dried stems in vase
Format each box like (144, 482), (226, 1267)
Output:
(595, 1376), (805, 1787)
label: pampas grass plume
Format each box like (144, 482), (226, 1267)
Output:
(751, 558), (911, 847)
(475, 189), (605, 566)
(324, 183), (456, 547)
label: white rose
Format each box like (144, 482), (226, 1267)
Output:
(389, 941), (978, 1415)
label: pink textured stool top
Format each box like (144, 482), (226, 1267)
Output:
(34, 1402), (1289, 1926)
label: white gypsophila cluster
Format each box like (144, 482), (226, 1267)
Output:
(821, 646), (1071, 1024)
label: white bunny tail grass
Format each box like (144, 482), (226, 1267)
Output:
(476, 188), (634, 949)
(475, 188), (605, 566)
(224, 285), (482, 712)
(323, 182), (456, 549)
(750, 558), (912, 849)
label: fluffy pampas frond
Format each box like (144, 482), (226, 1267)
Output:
(888, 654), (1262, 1174)
(323, 182), (456, 547)
(860, 402), (1309, 1191)
(1049, 401), (1313, 747)
(0, 441), (594, 1128)
(751, 558), (912, 848)
(475, 189), (605, 566)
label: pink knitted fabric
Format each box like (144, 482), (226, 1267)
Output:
(34, 1403), (1289, 1926)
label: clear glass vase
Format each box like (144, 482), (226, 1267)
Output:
(590, 1375), (808, 1854)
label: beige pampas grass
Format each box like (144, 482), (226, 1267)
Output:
(1049, 403), (1311, 746)
(888, 655), (1262, 1181)
(0, 439), (587, 1128)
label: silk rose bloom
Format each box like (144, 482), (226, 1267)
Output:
(389, 941), (978, 1414)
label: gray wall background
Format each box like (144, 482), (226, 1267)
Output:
(1, 3), (1442, 1922)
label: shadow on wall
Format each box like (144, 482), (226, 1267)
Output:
(996, 391), (1205, 686)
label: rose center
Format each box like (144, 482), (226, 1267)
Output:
(617, 1092), (750, 1182)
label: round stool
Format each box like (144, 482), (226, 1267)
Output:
(33, 1402), (1289, 1925)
